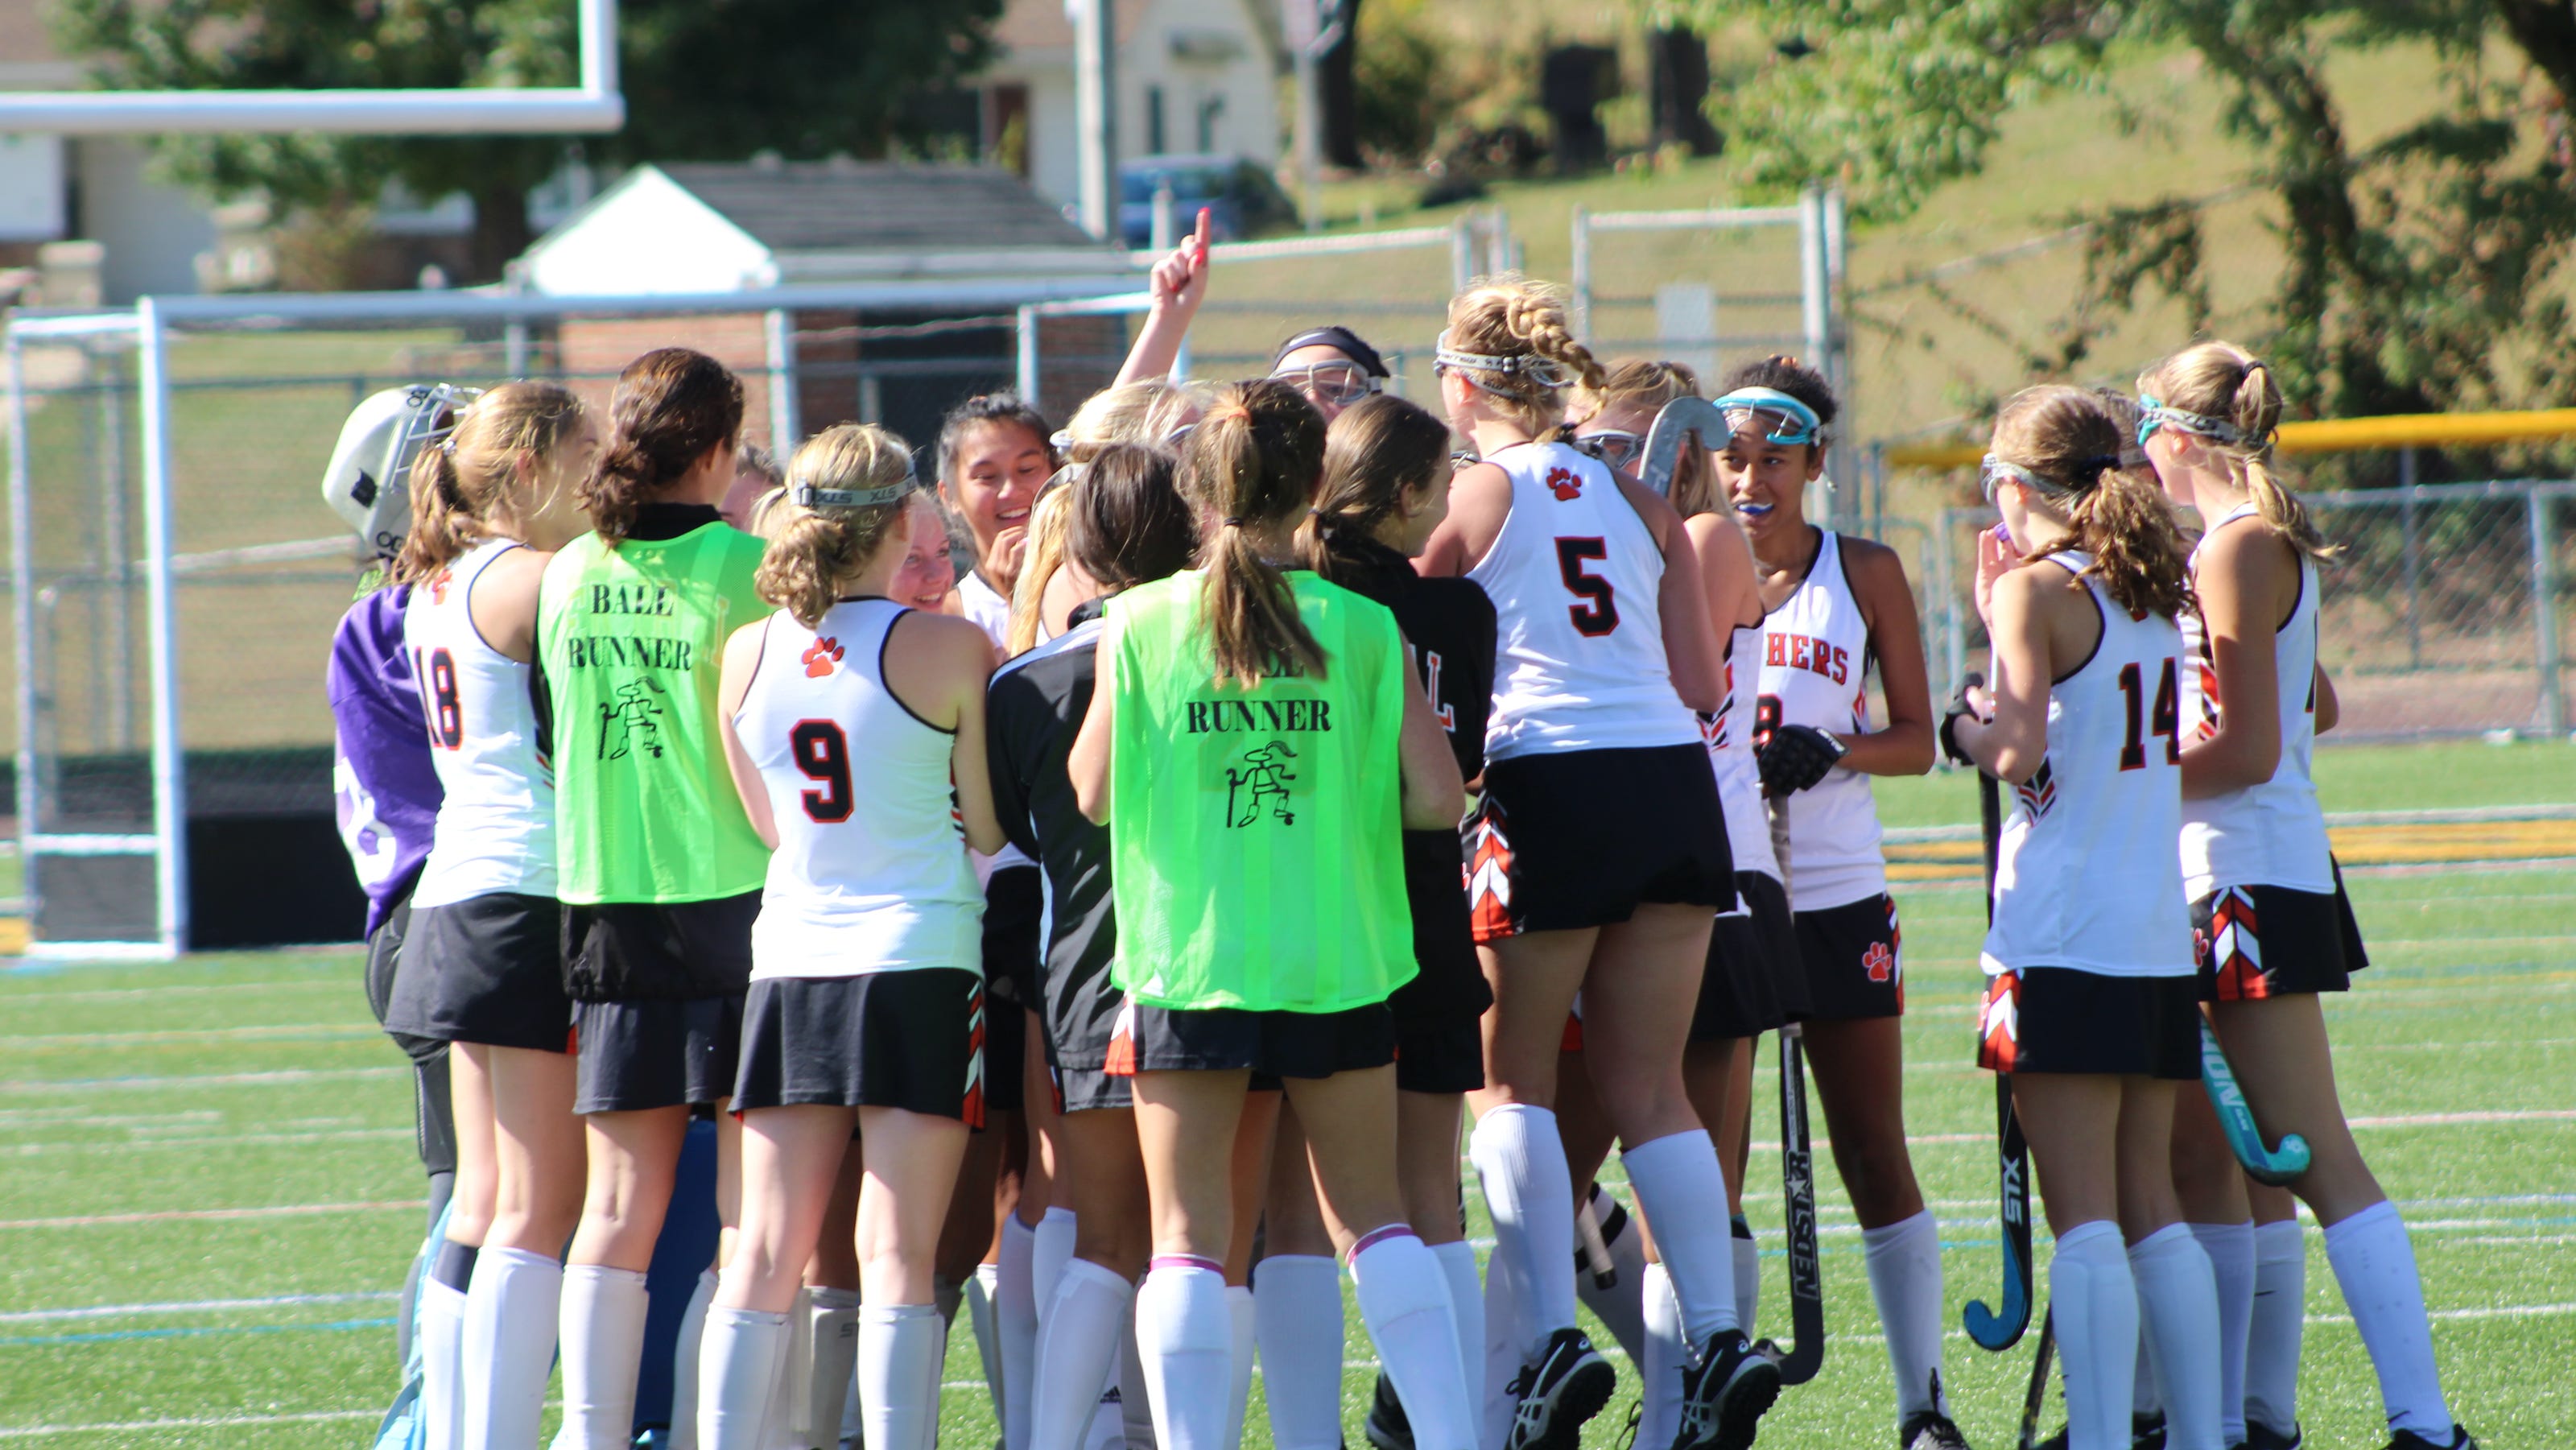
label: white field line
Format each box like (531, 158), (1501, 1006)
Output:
(1, 1025), (380, 1047)
(0, 979), (342, 1006)
(0, 1200), (417, 1231)
(0, 1066), (404, 1095)
(0, 1410), (379, 1440)
(2309, 1300), (2576, 1325)
(2, 1127), (406, 1157)
(0, 1291), (395, 1324)
(0, 1111), (221, 1130)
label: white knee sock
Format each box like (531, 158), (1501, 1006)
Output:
(806, 1289), (862, 1450)
(2050, 1221), (2139, 1450)
(1350, 1228), (1476, 1450)
(774, 1287), (815, 1450)
(1226, 1285), (1257, 1450)
(1118, 1308), (1155, 1450)
(1729, 1217), (1759, 1342)
(461, 1246), (563, 1450)
(669, 1267), (721, 1450)
(1034, 1259), (1135, 1450)
(702, 1306), (793, 1450)
(860, 1304), (947, 1450)
(1860, 1208), (1950, 1422)
(1134, 1259), (1232, 1450)
(1468, 1104), (1578, 1359)
(556, 1264), (651, 1450)
(2130, 1225), (2223, 1450)
(421, 1274), (470, 1450)
(1637, 1262), (1683, 1450)
(1001, 1217), (1041, 1450)
(966, 1265), (1006, 1432)
(2324, 1200), (2454, 1440)
(2189, 1221), (2255, 1446)
(1478, 1236), (1520, 1450)
(1033, 1208), (1079, 1334)
(1573, 1187), (1649, 1365)
(1620, 1131), (1740, 1349)
(1254, 1254), (1346, 1450)
(1430, 1241), (1484, 1409)
(2244, 1221), (2305, 1439)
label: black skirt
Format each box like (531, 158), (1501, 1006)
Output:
(731, 970), (987, 1126)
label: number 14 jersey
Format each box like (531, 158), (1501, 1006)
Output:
(1465, 440), (1699, 763)
(733, 597), (982, 981)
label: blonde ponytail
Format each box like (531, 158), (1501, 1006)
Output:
(754, 423), (917, 629)
(1991, 386), (2193, 621)
(2138, 342), (2336, 561)
(1439, 274), (1604, 441)
(390, 380), (588, 585)
(1179, 380), (1328, 687)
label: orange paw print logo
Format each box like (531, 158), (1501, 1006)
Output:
(1546, 467), (1583, 501)
(426, 568), (453, 605)
(802, 636), (844, 678)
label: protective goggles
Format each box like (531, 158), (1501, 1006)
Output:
(1709, 387), (1824, 447)
(795, 453), (919, 510)
(1433, 331), (1574, 388)
(1573, 428), (1645, 472)
(1269, 360), (1381, 408)
(2135, 395), (2244, 451)
(1979, 454), (2046, 503)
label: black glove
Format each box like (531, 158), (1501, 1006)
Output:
(1939, 671), (1984, 767)
(1757, 723), (1848, 796)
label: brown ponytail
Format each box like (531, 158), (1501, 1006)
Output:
(2136, 341), (2335, 561)
(1068, 444), (1196, 590)
(390, 381), (588, 585)
(582, 348), (745, 547)
(1990, 386), (2194, 621)
(1298, 394), (1452, 579)
(1439, 274), (1605, 441)
(1177, 379), (1329, 687)
(753, 423), (917, 629)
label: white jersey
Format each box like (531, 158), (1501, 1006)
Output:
(954, 568), (1034, 881)
(404, 539), (555, 907)
(2178, 505), (2334, 898)
(1466, 440), (1699, 762)
(1759, 530), (1885, 910)
(1702, 622), (1779, 884)
(1981, 554), (2194, 979)
(734, 599), (984, 981)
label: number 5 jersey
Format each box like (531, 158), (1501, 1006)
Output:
(733, 597), (984, 980)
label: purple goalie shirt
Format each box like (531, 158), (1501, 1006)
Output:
(328, 583), (443, 937)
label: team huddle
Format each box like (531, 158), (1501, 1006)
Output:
(324, 229), (2477, 1450)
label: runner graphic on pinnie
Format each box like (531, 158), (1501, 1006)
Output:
(1227, 739), (1298, 827)
(597, 678), (667, 760)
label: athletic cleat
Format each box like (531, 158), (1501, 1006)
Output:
(2240, 1422), (2301, 1450)
(1898, 1411), (1972, 1449)
(2380, 1429), (2475, 1450)
(1671, 1331), (1780, 1450)
(1363, 1369), (1414, 1450)
(2033, 1416), (2165, 1450)
(1504, 1328), (1617, 1450)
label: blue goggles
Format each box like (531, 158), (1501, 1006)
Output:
(2135, 395), (2244, 452)
(1709, 387), (1825, 447)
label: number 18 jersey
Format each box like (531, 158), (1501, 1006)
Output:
(1979, 554), (2193, 979)
(733, 597), (983, 981)
(403, 539), (555, 908)
(1465, 440), (1699, 762)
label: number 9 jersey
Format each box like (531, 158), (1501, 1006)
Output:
(1464, 440), (1700, 762)
(732, 597), (985, 981)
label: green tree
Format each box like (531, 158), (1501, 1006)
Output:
(51, 0), (1003, 283)
(1670, 0), (2576, 428)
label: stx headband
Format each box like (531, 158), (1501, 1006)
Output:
(1710, 387), (1825, 447)
(795, 454), (919, 510)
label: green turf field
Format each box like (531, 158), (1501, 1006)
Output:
(3, 859), (2571, 1447)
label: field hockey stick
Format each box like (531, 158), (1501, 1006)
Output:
(2014, 1311), (2057, 1450)
(1754, 790), (1827, 1386)
(1575, 1193), (1618, 1290)
(2198, 1019), (2313, 1186)
(1638, 396), (1729, 497)
(1962, 730), (2036, 1353)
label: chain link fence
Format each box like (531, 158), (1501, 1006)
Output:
(1924, 481), (2574, 741)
